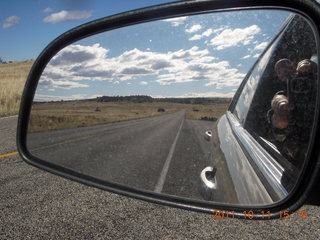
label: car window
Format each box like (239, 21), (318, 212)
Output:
(232, 36), (280, 124)
(230, 14), (318, 190)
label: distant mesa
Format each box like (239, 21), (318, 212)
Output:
(34, 95), (232, 104)
(96, 95), (231, 105)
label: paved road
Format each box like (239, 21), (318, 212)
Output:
(1, 116), (320, 239)
(27, 110), (216, 200)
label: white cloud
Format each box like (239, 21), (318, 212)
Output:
(43, 8), (53, 13)
(34, 94), (89, 102)
(151, 91), (235, 98)
(242, 55), (251, 59)
(163, 16), (187, 27)
(39, 79), (89, 89)
(50, 43), (108, 66)
(253, 53), (260, 58)
(42, 43), (244, 91)
(177, 91), (235, 98)
(254, 41), (268, 51)
(186, 24), (202, 33)
(3, 16), (20, 29)
(209, 25), (260, 50)
(91, 94), (103, 99)
(189, 27), (223, 41)
(43, 10), (92, 23)
(155, 59), (245, 88)
(202, 29), (214, 37)
(139, 81), (148, 85)
(189, 34), (202, 41)
(171, 46), (210, 60)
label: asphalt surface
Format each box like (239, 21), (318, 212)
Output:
(27, 110), (219, 201)
(1, 116), (320, 239)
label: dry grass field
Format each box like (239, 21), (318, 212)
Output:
(0, 61), (34, 117)
(0, 61), (229, 128)
(185, 103), (228, 121)
(28, 100), (229, 132)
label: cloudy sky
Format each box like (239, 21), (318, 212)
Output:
(35, 9), (290, 101)
(1, 1), (290, 100)
(1, 0), (175, 61)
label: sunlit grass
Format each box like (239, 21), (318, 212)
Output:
(0, 61), (34, 117)
(29, 101), (229, 132)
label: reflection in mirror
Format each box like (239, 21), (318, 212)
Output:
(27, 10), (318, 206)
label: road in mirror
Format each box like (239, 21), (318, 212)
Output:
(27, 10), (318, 206)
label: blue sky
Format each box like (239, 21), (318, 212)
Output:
(1, 1), (291, 100)
(1, 0), (177, 61)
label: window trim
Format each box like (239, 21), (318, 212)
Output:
(227, 111), (288, 201)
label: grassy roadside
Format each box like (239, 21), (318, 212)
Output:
(0, 61), (229, 127)
(28, 100), (228, 132)
(0, 61), (34, 117)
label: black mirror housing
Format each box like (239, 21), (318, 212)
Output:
(17, 0), (320, 219)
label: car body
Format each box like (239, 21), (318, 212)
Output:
(202, 13), (318, 205)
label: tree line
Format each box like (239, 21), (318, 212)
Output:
(96, 95), (231, 104)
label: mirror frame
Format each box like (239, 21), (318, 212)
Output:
(17, 0), (320, 219)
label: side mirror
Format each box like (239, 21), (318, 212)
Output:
(18, 0), (320, 219)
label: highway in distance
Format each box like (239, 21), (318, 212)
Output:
(27, 110), (215, 200)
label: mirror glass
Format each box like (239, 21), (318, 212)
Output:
(27, 10), (319, 206)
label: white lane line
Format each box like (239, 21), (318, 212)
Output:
(154, 116), (184, 193)
(0, 115), (18, 120)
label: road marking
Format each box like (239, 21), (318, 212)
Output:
(0, 135), (92, 159)
(31, 135), (91, 152)
(0, 112), (182, 159)
(154, 117), (184, 193)
(0, 115), (18, 120)
(0, 119), (145, 159)
(0, 151), (19, 158)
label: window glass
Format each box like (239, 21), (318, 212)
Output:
(231, 14), (318, 193)
(233, 39), (279, 124)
